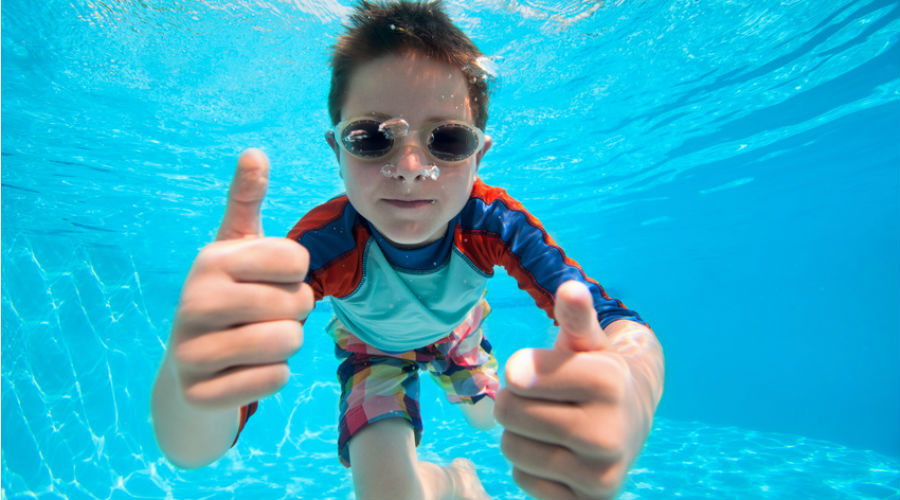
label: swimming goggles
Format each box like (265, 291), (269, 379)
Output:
(332, 117), (485, 163)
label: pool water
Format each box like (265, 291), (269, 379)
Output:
(3, 0), (899, 499)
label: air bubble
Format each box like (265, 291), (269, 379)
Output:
(379, 118), (409, 137)
(381, 163), (397, 177)
(381, 163), (439, 180)
(474, 56), (499, 79)
(420, 165), (440, 180)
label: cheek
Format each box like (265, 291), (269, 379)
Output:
(343, 163), (381, 196)
(447, 164), (477, 193)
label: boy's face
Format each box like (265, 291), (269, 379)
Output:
(328, 51), (491, 248)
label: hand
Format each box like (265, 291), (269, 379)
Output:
(168, 149), (314, 410)
(494, 281), (657, 499)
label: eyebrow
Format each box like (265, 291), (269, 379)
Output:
(355, 112), (472, 124)
(362, 111), (393, 119)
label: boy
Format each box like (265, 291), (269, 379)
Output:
(151, 1), (664, 499)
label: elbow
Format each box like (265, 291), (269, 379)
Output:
(154, 434), (227, 470)
(164, 452), (219, 470)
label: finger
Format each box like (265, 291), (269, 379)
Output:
(217, 148), (270, 241)
(512, 468), (577, 500)
(175, 320), (304, 375)
(179, 281), (314, 331)
(494, 388), (624, 460)
(503, 348), (628, 402)
(554, 280), (610, 352)
(182, 362), (291, 410)
(502, 432), (623, 497)
(210, 237), (309, 283)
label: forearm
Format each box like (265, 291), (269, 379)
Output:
(150, 355), (242, 469)
(603, 320), (665, 450)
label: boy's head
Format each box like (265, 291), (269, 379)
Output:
(325, 1), (494, 249)
(328, 0), (491, 130)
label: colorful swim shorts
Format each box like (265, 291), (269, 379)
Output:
(329, 297), (499, 467)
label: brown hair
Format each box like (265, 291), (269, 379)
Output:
(328, 0), (491, 129)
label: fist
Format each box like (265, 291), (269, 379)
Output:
(169, 149), (315, 410)
(495, 281), (652, 499)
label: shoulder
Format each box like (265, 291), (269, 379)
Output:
(286, 195), (354, 241)
(468, 178), (524, 210)
(286, 195), (369, 272)
(459, 178), (543, 233)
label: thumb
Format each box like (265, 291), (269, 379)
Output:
(216, 148), (270, 241)
(553, 280), (610, 352)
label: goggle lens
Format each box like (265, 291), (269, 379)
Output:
(337, 119), (483, 163)
(340, 120), (393, 159)
(428, 123), (481, 162)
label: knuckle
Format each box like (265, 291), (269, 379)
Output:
(176, 277), (229, 326)
(268, 238), (310, 277)
(175, 305), (202, 328)
(181, 381), (216, 409)
(176, 295), (218, 330)
(547, 445), (573, 472)
(583, 427), (626, 459)
(192, 242), (229, 274)
(580, 462), (626, 498)
(499, 431), (520, 461)
(230, 169), (267, 204)
(171, 342), (202, 371)
(560, 422), (586, 452)
(172, 337), (222, 375)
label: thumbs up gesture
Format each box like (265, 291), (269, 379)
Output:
(168, 149), (314, 410)
(494, 281), (664, 500)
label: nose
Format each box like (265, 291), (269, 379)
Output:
(388, 138), (432, 184)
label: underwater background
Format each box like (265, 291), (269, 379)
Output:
(3, 0), (899, 498)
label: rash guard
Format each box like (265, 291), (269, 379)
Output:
(286, 178), (645, 352)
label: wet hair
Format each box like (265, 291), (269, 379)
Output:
(328, 0), (491, 130)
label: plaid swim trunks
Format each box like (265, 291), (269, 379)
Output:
(329, 297), (499, 467)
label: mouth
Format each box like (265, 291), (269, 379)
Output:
(382, 199), (436, 209)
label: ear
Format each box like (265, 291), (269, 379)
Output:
(325, 130), (344, 179)
(325, 130), (340, 162)
(475, 135), (492, 173)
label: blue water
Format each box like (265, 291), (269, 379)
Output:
(3, 0), (899, 498)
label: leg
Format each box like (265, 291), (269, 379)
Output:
(431, 300), (500, 433)
(348, 417), (490, 500)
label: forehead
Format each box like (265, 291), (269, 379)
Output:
(342, 52), (473, 123)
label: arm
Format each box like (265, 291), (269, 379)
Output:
(151, 356), (242, 469)
(459, 180), (645, 328)
(461, 183), (664, 496)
